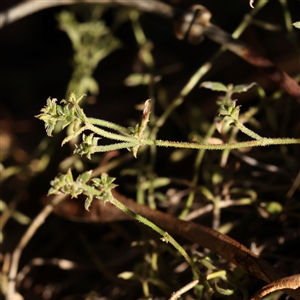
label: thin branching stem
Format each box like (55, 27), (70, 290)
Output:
(88, 117), (129, 133)
(87, 124), (137, 143)
(234, 120), (263, 141)
(142, 138), (300, 150)
(108, 196), (201, 278)
(179, 124), (217, 219)
(155, 0), (267, 130)
(93, 142), (138, 152)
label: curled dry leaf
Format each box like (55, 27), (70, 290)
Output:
(250, 273), (300, 300)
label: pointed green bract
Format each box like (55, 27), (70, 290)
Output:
(48, 169), (117, 211)
(293, 21), (300, 29)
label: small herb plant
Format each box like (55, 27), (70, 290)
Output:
(35, 87), (300, 297)
(36, 91), (300, 162)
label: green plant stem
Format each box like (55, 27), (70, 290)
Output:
(80, 124), (300, 154)
(130, 10), (155, 69)
(93, 142), (138, 152)
(87, 123), (137, 143)
(156, 0), (266, 130)
(73, 180), (200, 277)
(234, 120), (263, 140)
(279, 0), (295, 39)
(220, 107), (260, 166)
(232, 0), (267, 39)
(136, 173), (146, 205)
(107, 196), (201, 278)
(156, 56), (217, 128)
(220, 127), (239, 167)
(88, 117), (129, 133)
(130, 10), (158, 209)
(71, 116), (300, 154)
(141, 137), (300, 150)
(206, 270), (227, 281)
(179, 124), (217, 219)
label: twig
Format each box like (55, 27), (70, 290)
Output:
(286, 171), (300, 198)
(0, 0), (178, 28)
(6, 194), (67, 300)
(250, 273), (300, 300)
(169, 279), (199, 300)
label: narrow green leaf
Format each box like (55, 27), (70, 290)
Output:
(265, 201), (282, 214)
(141, 177), (171, 189)
(232, 82), (257, 93)
(200, 81), (228, 92)
(124, 73), (147, 86)
(198, 186), (214, 201)
(214, 283), (234, 296)
(118, 272), (136, 280)
(84, 195), (93, 211)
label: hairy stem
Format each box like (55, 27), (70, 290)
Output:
(141, 138), (300, 150)
(109, 196), (201, 278)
